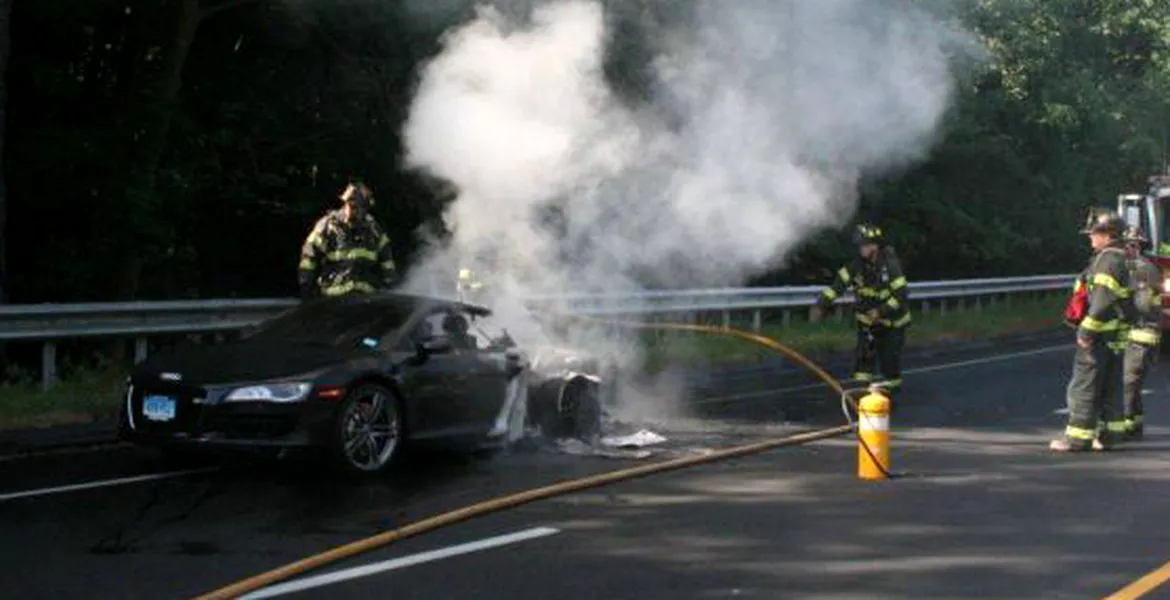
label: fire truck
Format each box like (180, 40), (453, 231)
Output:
(1117, 172), (1170, 328)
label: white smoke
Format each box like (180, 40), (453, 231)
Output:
(398, 0), (979, 420)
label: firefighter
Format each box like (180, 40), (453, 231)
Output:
(1121, 224), (1160, 441)
(1050, 209), (1135, 452)
(810, 223), (911, 397)
(298, 180), (398, 299)
(456, 267), (485, 303)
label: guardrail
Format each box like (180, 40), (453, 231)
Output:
(0, 274), (1074, 390)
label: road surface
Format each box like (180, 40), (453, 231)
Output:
(1, 330), (1166, 599)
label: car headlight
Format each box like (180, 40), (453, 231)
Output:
(1163, 277), (1170, 294)
(225, 383), (312, 403)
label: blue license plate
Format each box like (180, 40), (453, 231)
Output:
(142, 395), (177, 422)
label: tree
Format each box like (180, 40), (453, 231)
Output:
(0, 0), (10, 305)
(113, 0), (264, 300)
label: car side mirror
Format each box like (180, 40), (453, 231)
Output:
(406, 336), (452, 366)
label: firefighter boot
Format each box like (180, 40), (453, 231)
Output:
(1049, 438), (1092, 452)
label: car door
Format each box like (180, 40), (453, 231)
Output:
(429, 308), (518, 434)
(391, 310), (490, 438)
(457, 344), (522, 435)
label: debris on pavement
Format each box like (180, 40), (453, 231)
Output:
(600, 429), (668, 449)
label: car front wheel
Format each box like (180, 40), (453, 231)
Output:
(331, 383), (404, 474)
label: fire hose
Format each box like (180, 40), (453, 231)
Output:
(547, 315), (897, 480)
(191, 316), (889, 600)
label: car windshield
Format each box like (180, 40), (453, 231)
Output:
(408, 308), (517, 352)
(463, 312), (529, 350)
(245, 298), (414, 347)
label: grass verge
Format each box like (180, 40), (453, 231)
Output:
(0, 368), (126, 431)
(0, 295), (1070, 432)
(641, 295), (1069, 370)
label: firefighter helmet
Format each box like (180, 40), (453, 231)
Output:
(1123, 225), (1149, 245)
(1079, 207), (1123, 236)
(340, 181), (374, 211)
(852, 223), (884, 245)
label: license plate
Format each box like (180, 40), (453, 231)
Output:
(142, 395), (177, 422)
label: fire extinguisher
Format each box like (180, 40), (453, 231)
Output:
(1063, 273), (1089, 328)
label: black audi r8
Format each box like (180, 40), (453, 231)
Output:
(117, 292), (612, 474)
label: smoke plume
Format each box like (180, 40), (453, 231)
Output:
(398, 0), (980, 419)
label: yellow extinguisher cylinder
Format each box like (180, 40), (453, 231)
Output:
(857, 390), (890, 480)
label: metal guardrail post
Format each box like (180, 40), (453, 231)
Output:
(135, 337), (148, 364)
(41, 341), (56, 391)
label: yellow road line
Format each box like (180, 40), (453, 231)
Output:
(1103, 559), (1170, 600)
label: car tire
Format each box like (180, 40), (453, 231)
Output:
(329, 382), (405, 475)
(553, 380), (602, 442)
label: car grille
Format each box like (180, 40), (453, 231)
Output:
(202, 413), (299, 440)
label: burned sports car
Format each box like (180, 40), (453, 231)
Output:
(117, 292), (611, 474)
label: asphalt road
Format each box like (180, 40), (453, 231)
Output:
(2, 330), (1168, 600)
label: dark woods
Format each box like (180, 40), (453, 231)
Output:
(2, 0), (1169, 302)
(4, 0), (454, 304)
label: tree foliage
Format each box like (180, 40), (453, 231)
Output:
(2, 0), (1170, 302)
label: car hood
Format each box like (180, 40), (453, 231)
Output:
(132, 341), (369, 386)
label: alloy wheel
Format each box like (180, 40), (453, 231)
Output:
(340, 387), (401, 472)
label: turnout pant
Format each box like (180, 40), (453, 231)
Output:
(852, 323), (907, 394)
(1064, 336), (1126, 447)
(1123, 342), (1156, 431)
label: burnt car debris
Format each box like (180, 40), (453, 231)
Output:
(117, 292), (615, 474)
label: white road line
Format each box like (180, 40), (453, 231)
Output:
(239, 526), (562, 599)
(903, 344), (1072, 375)
(0, 467), (220, 502)
(695, 343), (1073, 406)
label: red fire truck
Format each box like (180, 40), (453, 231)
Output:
(1117, 172), (1170, 328)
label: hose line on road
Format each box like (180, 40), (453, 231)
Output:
(548, 314), (894, 479)
(192, 425), (851, 600)
(191, 316), (870, 600)
(574, 316), (894, 477)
